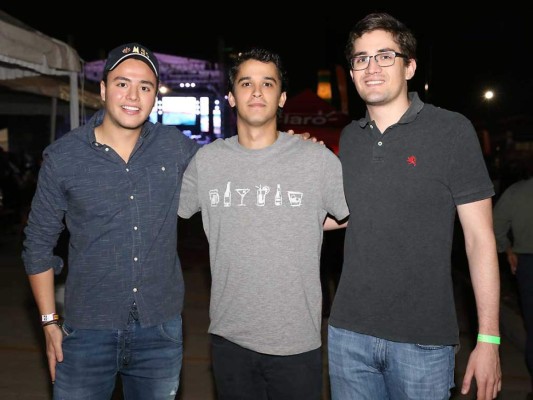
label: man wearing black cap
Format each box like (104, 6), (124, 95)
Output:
(22, 42), (199, 399)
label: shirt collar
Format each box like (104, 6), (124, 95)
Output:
(358, 92), (424, 128)
(84, 109), (154, 145)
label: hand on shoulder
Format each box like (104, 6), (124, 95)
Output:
(286, 130), (324, 145)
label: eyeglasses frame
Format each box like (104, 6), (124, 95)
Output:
(349, 51), (409, 71)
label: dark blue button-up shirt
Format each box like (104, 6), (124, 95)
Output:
(22, 110), (200, 329)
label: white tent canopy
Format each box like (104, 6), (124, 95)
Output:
(0, 10), (87, 130)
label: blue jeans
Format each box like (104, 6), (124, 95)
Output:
(53, 311), (183, 400)
(328, 325), (455, 400)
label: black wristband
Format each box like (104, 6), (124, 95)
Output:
(42, 320), (60, 328)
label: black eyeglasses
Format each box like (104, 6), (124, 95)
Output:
(350, 51), (408, 71)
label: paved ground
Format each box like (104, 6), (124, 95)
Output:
(0, 215), (531, 399)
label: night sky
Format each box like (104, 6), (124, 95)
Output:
(2, 4), (532, 124)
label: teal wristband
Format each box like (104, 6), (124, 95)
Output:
(477, 334), (500, 345)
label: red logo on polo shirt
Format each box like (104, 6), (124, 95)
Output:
(407, 156), (417, 166)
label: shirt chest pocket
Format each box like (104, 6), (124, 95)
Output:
(142, 162), (183, 214)
(145, 162), (181, 195)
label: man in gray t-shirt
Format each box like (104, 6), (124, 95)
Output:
(178, 48), (348, 400)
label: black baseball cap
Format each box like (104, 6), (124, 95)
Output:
(103, 43), (159, 78)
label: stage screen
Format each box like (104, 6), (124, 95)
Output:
(162, 96), (197, 126)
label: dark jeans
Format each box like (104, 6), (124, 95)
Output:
(516, 254), (533, 388)
(210, 334), (322, 400)
(54, 309), (183, 400)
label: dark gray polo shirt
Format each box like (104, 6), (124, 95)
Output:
(330, 92), (494, 345)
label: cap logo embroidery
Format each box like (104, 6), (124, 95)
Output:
(121, 45), (151, 60)
(407, 155), (417, 166)
(105, 43), (159, 77)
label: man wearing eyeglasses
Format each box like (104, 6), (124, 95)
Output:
(327, 12), (502, 400)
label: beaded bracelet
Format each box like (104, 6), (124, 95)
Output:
(477, 334), (501, 345)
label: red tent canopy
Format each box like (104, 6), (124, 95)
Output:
(279, 89), (351, 154)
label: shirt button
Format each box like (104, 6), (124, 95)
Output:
(133, 288), (138, 293)
(161, 166), (166, 171)
(134, 226), (138, 230)
(370, 124), (374, 129)
(134, 257), (138, 262)
(378, 141), (383, 146)
(130, 195), (134, 200)
(105, 147), (109, 152)
(126, 168), (129, 172)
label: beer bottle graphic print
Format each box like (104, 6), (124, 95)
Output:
(224, 182), (231, 207)
(275, 184), (282, 206)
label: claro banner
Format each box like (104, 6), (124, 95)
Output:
(279, 89), (351, 154)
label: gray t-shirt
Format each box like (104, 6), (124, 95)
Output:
(179, 132), (349, 355)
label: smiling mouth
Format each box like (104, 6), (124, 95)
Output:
(365, 79), (384, 86)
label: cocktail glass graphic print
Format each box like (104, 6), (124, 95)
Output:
(255, 185), (270, 206)
(208, 183), (301, 207)
(236, 188), (250, 206)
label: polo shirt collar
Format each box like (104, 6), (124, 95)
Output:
(358, 92), (424, 128)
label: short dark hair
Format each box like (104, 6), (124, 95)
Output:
(345, 13), (417, 65)
(227, 48), (288, 94)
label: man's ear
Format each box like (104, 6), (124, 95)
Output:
(278, 92), (287, 108)
(228, 92), (236, 107)
(100, 80), (106, 102)
(405, 59), (417, 81)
